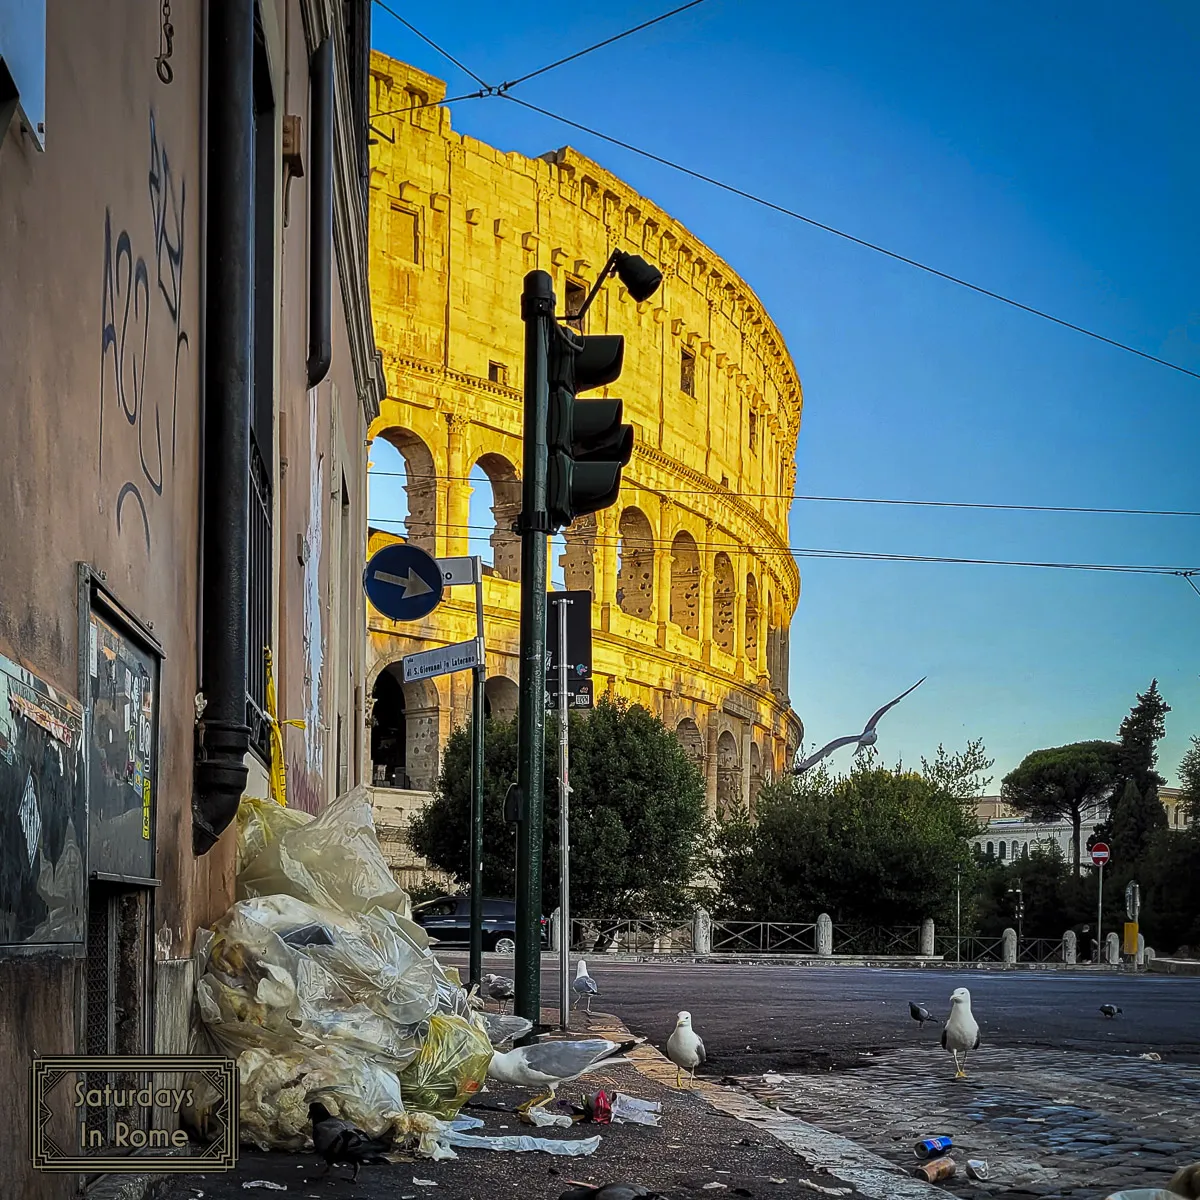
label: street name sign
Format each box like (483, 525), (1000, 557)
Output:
(403, 638), (484, 684)
(1090, 843), (1110, 867)
(546, 591), (593, 711)
(363, 543), (444, 622)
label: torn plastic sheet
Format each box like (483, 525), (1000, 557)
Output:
(611, 1093), (662, 1126)
(440, 1115), (602, 1156)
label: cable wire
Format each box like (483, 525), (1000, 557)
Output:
(500, 0), (712, 90)
(372, 0), (492, 89)
(366, 470), (1199, 518)
(371, 90), (487, 120)
(500, 93), (1200, 383)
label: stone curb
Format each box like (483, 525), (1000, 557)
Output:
(571, 1009), (940, 1200)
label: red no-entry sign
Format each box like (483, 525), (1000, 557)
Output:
(1091, 843), (1111, 866)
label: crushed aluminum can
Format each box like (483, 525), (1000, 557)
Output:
(966, 1160), (989, 1181)
(913, 1157), (957, 1183)
(913, 1136), (954, 1159)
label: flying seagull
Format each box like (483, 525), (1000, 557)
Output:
(308, 1102), (394, 1182)
(572, 960), (600, 1013)
(909, 1001), (933, 1028)
(1100, 1004), (1122, 1019)
(487, 1037), (642, 1110)
(792, 678), (927, 774)
(941, 987), (981, 1080)
(666, 1011), (705, 1089)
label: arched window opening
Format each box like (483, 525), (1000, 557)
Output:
(713, 553), (735, 653)
(716, 729), (740, 816)
(675, 718), (704, 771)
(484, 676), (519, 723)
(616, 508), (654, 619)
(999, 841), (1008, 860)
(749, 742), (764, 811)
(670, 531), (701, 638)
(469, 454), (521, 581)
(745, 573), (760, 664)
(368, 429), (436, 552)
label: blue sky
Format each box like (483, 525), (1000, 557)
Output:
(368, 1), (1200, 788)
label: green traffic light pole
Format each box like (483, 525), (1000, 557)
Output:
(514, 269), (555, 1028)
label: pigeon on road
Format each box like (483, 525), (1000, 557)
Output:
(572, 960), (600, 1013)
(909, 1001), (932, 1028)
(941, 987), (981, 1080)
(308, 1102), (394, 1182)
(666, 1010), (705, 1089)
(482, 972), (516, 1013)
(487, 1037), (641, 1110)
(1100, 1004), (1122, 1019)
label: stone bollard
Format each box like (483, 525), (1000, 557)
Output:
(1002, 927), (1017, 965)
(1145, 946), (1156, 964)
(1105, 932), (1120, 965)
(817, 913), (833, 956)
(919, 918), (935, 956)
(1062, 929), (1077, 965)
(1136, 933), (1146, 968)
(549, 908), (561, 952)
(693, 908), (712, 956)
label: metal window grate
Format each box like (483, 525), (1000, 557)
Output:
(85, 890), (113, 1137)
(246, 439), (273, 761)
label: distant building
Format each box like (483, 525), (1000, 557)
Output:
(1158, 786), (1192, 830)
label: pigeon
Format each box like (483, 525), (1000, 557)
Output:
(482, 972), (516, 1013)
(666, 1010), (706, 1088)
(308, 1101), (394, 1182)
(909, 1001), (932, 1028)
(940, 987), (981, 1080)
(792, 678), (926, 774)
(487, 1037), (642, 1110)
(572, 960), (600, 1013)
(560, 1185), (668, 1200)
(1100, 1004), (1122, 1019)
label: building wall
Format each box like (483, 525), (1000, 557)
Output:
(0, 4), (380, 1195)
(365, 54), (804, 828)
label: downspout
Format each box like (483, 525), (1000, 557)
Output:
(307, 37), (333, 388)
(194, 0), (255, 855)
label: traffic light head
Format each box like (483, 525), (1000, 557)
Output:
(546, 326), (634, 529)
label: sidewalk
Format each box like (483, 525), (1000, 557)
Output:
(145, 1009), (898, 1200)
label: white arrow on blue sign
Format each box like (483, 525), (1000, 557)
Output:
(363, 543), (445, 622)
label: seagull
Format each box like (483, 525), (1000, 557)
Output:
(482, 972), (516, 1013)
(308, 1102), (394, 1182)
(941, 987), (981, 1080)
(487, 1037), (641, 1111)
(572, 960), (600, 1013)
(480, 1012), (533, 1046)
(1100, 1004), (1122, 1019)
(560, 1185), (669, 1200)
(666, 1011), (705, 1089)
(909, 1001), (933, 1028)
(792, 678), (926, 774)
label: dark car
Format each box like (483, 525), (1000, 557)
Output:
(412, 895), (548, 955)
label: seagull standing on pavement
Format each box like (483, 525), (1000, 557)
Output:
(487, 1037), (641, 1111)
(941, 987), (981, 1080)
(666, 1011), (705, 1089)
(791, 678), (926, 774)
(572, 960), (600, 1013)
(909, 1001), (933, 1029)
(482, 972), (516, 1013)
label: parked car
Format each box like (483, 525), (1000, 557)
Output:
(411, 895), (548, 955)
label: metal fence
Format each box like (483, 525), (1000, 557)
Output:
(711, 921), (818, 954)
(833, 925), (922, 956)
(569, 917), (694, 955)
(936, 935), (1006, 963)
(1019, 937), (1065, 964)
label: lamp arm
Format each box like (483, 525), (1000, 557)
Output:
(568, 249), (620, 324)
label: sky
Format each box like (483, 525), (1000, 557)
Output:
(368, 1), (1200, 788)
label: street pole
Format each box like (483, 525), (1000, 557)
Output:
(956, 865), (961, 966)
(555, 596), (572, 1030)
(1097, 862), (1104, 963)
(515, 270), (554, 1028)
(468, 560), (486, 992)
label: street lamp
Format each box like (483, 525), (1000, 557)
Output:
(955, 864), (962, 965)
(1008, 881), (1025, 949)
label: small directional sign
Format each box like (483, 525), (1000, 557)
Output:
(363, 543), (445, 622)
(403, 637), (484, 683)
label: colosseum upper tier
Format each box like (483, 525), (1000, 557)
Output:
(366, 52), (804, 819)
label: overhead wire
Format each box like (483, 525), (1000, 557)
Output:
(371, 0), (492, 90)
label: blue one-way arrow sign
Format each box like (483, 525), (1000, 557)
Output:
(363, 543), (445, 622)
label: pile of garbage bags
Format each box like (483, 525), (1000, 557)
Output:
(189, 788), (499, 1152)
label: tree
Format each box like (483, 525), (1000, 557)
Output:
(1109, 777), (1167, 867)
(1114, 679), (1171, 795)
(408, 698), (708, 918)
(1178, 735), (1200, 820)
(711, 754), (982, 927)
(1001, 741), (1119, 874)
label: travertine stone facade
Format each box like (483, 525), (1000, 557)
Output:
(366, 52), (803, 815)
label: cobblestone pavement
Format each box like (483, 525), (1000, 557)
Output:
(734, 1046), (1199, 1199)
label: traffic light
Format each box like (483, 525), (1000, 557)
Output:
(545, 325), (633, 529)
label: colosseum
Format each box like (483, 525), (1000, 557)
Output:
(364, 52), (804, 862)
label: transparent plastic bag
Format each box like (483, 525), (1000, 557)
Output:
(237, 785), (412, 919)
(399, 1014), (494, 1119)
(236, 796), (312, 876)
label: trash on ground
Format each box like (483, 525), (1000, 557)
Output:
(913, 1136), (953, 1159)
(521, 1105), (574, 1129)
(795, 1182), (852, 1197)
(912, 1156), (956, 1183)
(412, 1178), (439, 1187)
(966, 1159), (989, 1181)
(242, 1185), (288, 1193)
(702, 1184), (729, 1191)
(1139, 1052), (1163, 1061)
(611, 1093), (661, 1127)
(761, 1074), (785, 1085)
(442, 1129), (603, 1156)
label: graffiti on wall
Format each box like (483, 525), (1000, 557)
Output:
(98, 113), (189, 554)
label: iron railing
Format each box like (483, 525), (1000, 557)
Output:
(833, 925), (922, 956)
(569, 917), (694, 955)
(1019, 937), (1065, 963)
(711, 921), (817, 954)
(936, 935), (1005, 962)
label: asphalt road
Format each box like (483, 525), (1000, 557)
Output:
(450, 955), (1200, 1074)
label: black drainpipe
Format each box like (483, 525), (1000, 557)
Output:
(194, 0), (255, 856)
(307, 37), (333, 388)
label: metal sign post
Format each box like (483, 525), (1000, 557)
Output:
(553, 595), (572, 1030)
(470, 566), (486, 993)
(1091, 842), (1110, 962)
